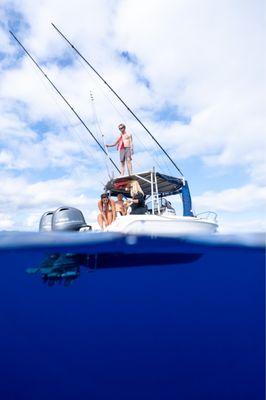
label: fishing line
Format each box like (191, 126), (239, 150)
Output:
(74, 53), (171, 174)
(24, 56), (109, 180)
(52, 23), (184, 176)
(61, 42), (174, 176)
(57, 50), (148, 175)
(10, 30), (120, 175)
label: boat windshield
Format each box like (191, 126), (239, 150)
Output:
(146, 197), (177, 215)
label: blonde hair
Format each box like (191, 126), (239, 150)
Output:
(130, 180), (144, 197)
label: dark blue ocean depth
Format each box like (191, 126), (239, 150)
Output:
(0, 232), (265, 400)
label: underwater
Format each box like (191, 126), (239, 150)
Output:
(0, 231), (264, 399)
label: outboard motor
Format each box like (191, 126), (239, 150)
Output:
(52, 207), (89, 231)
(39, 211), (54, 232)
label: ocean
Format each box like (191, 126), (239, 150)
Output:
(0, 231), (265, 400)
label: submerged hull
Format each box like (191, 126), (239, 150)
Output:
(105, 214), (218, 236)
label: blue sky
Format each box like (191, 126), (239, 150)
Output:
(0, 0), (265, 232)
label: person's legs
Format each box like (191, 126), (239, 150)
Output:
(106, 211), (114, 225)
(126, 158), (132, 175)
(120, 149), (126, 175)
(120, 161), (125, 175)
(125, 148), (133, 175)
(97, 214), (104, 229)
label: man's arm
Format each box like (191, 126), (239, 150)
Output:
(106, 136), (120, 147)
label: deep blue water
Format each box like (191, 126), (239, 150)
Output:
(0, 232), (265, 400)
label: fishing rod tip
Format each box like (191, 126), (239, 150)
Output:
(9, 30), (17, 40)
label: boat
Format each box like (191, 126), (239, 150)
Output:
(10, 28), (218, 237)
(38, 169), (218, 236)
(102, 170), (218, 235)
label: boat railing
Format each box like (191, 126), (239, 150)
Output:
(196, 211), (218, 222)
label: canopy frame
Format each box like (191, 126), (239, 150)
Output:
(105, 168), (194, 217)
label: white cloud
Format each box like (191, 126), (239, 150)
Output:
(194, 184), (266, 213)
(0, 212), (14, 230)
(218, 218), (265, 234)
(0, 167), (108, 230)
(193, 184), (266, 233)
(113, 0), (265, 176)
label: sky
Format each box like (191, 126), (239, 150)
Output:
(0, 0), (265, 233)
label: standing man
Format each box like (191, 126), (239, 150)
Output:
(106, 123), (133, 175)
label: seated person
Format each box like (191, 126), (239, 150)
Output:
(115, 193), (127, 216)
(129, 181), (146, 215)
(97, 193), (116, 229)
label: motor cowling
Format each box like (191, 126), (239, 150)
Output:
(52, 207), (87, 231)
(39, 207), (91, 232)
(39, 211), (54, 232)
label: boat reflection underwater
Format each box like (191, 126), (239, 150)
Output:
(26, 250), (202, 286)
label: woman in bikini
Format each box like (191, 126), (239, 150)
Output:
(97, 193), (116, 229)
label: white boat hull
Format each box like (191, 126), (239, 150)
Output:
(106, 214), (218, 236)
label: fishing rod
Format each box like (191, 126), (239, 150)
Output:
(9, 30), (120, 174)
(51, 23), (184, 177)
